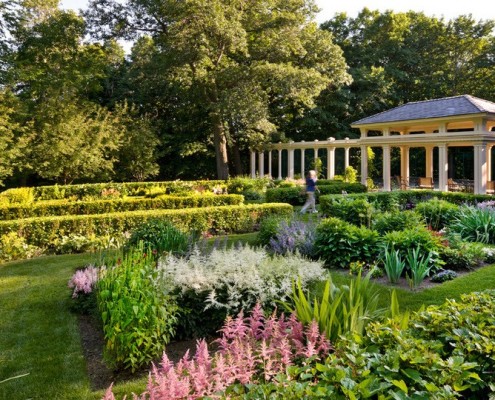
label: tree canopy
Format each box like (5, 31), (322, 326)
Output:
(1, 3), (495, 186)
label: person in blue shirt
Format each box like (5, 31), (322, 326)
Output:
(300, 170), (318, 214)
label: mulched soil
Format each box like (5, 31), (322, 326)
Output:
(78, 315), (197, 391)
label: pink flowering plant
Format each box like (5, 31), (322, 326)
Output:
(67, 264), (101, 314)
(103, 303), (332, 399)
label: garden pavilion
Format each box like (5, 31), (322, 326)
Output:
(251, 95), (495, 194)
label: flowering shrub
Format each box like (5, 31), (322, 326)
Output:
(158, 245), (326, 338)
(269, 219), (316, 256)
(68, 265), (100, 298)
(103, 304), (332, 400)
(68, 264), (102, 315)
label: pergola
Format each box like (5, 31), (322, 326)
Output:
(250, 95), (495, 194)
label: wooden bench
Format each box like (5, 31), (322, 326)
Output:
(418, 177), (434, 189)
(448, 178), (461, 192)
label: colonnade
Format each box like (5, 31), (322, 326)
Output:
(250, 139), (353, 180)
(250, 139), (495, 194)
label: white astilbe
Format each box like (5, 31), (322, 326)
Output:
(157, 245), (326, 314)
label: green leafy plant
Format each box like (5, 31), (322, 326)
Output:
(282, 272), (384, 342)
(415, 198), (459, 231)
(256, 213), (291, 246)
(441, 240), (485, 270)
(0, 232), (43, 262)
(382, 245), (406, 284)
(372, 210), (424, 235)
(325, 197), (374, 227)
(97, 242), (178, 371)
(125, 219), (191, 257)
(405, 246), (433, 288)
(314, 217), (380, 268)
(449, 206), (495, 244)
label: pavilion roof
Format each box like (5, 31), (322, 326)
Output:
(352, 95), (495, 126)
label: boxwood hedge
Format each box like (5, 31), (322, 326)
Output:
(0, 203), (293, 248)
(0, 194), (244, 221)
(265, 183), (367, 205)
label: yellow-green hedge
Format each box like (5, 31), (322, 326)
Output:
(0, 194), (244, 221)
(0, 203), (293, 248)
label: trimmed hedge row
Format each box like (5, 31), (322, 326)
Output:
(0, 180), (228, 202)
(0, 194), (244, 221)
(0, 203), (293, 248)
(320, 190), (495, 214)
(265, 183), (367, 205)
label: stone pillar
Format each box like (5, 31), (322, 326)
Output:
(360, 145), (368, 186)
(327, 147), (335, 179)
(268, 150), (272, 178)
(288, 149), (295, 179)
(250, 151), (256, 178)
(278, 149), (283, 180)
(383, 144), (391, 191)
(258, 151), (265, 178)
(438, 144), (448, 192)
(345, 147), (350, 169)
(425, 146), (434, 179)
(474, 144), (488, 194)
(301, 149), (305, 177)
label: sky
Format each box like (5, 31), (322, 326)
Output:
(60, 0), (495, 23)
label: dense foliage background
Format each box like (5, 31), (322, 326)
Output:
(1, 1), (495, 186)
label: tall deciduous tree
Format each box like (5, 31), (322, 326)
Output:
(0, 90), (31, 186)
(85, 0), (351, 179)
(316, 9), (495, 138)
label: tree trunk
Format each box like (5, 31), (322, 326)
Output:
(211, 113), (229, 179)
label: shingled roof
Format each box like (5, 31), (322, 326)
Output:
(352, 95), (495, 126)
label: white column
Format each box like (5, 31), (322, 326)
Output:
(278, 149), (283, 180)
(360, 145), (368, 186)
(288, 149), (295, 179)
(383, 144), (391, 191)
(327, 147), (335, 179)
(425, 146), (434, 179)
(438, 144), (448, 192)
(345, 147), (350, 169)
(268, 151), (272, 178)
(474, 144), (488, 194)
(400, 146), (410, 179)
(300, 149), (305, 177)
(488, 145), (492, 182)
(258, 151), (265, 178)
(250, 151), (256, 178)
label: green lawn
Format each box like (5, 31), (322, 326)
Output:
(1, 237), (494, 399)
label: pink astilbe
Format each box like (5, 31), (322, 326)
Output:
(104, 303), (333, 400)
(68, 265), (99, 298)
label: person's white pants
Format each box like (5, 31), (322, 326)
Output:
(301, 191), (316, 213)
